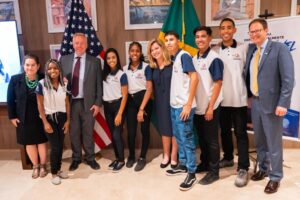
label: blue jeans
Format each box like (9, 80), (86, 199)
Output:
(171, 107), (196, 173)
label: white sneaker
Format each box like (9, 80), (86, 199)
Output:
(57, 171), (69, 179)
(235, 169), (248, 187)
(51, 175), (61, 185)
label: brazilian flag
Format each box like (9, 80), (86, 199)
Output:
(158, 0), (201, 56)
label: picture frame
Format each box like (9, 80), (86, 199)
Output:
(206, 0), (260, 26)
(0, 0), (22, 34)
(49, 44), (61, 59)
(124, 0), (171, 30)
(45, 0), (97, 33)
(291, 0), (300, 16)
(125, 41), (149, 64)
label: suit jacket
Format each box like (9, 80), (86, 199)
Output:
(7, 73), (44, 121)
(60, 53), (102, 112)
(245, 40), (294, 114)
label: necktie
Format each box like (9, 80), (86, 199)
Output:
(252, 47), (261, 95)
(72, 57), (81, 97)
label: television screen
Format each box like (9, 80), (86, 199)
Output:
(0, 21), (21, 103)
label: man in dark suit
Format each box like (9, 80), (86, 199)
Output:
(60, 33), (102, 171)
(245, 19), (294, 194)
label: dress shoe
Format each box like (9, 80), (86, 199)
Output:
(112, 161), (125, 173)
(251, 171), (267, 181)
(264, 180), (280, 194)
(160, 160), (170, 168)
(86, 160), (100, 170)
(126, 158), (135, 168)
(69, 160), (81, 171)
(199, 172), (219, 185)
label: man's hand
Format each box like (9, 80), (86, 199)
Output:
(90, 105), (100, 117)
(10, 118), (20, 127)
(180, 104), (192, 121)
(275, 106), (287, 117)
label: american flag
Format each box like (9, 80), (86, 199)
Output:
(60, 0), (111, 151)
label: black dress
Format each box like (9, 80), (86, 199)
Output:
(152, 63), (173, 136)
(20, 86), (47, 145)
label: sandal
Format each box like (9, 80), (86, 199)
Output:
(39, 164), (48, 178)
(32, 164), (39, 179)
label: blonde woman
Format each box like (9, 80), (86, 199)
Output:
(148, 39), (178, 168)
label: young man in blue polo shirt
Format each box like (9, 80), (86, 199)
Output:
(164, 30), (199, 191)
(193, 26), (224, 185)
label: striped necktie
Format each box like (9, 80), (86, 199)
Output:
(252, 47), (261, 95)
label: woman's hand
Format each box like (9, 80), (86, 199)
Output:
(44, 122), (54, 134)
(137, 110), (145, 122)
(114, 113), (122, 126)
(62, 120), (70, 134)
(10, 118), (20, 127)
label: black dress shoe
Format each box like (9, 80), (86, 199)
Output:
(69, 160), (81, 171)
(160, 160), (170, 168)
(112, 161), (125, 173)
(108, 160), (118, 170)
(264, 180), (280, 194)
(126, 158), (135, 168)
(86, 160), (100, 170)
(251, 171), (267, 181)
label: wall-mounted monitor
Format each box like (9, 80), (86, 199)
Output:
(0, 20), (21, 104)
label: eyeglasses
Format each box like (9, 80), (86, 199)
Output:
(248, 29), (263, 36)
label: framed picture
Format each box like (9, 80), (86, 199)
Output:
(291, 0), (300, 15)
(45, 0), (97, 33)
(206, 0), (260, 26)
(125, 41), (149, 64)
(124, 0), (171, 30)
(0, 0), (22, 34)
(49, 44), (61, 59)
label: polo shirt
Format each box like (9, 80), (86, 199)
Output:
(123, 62), (152, 94)
(193, 48), (224, 115)
(35, 79), (67, 115)
(213, 40), (248, 107)
(103, 69), (128, 101)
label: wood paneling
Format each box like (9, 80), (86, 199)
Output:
(0, 0), (299, 149)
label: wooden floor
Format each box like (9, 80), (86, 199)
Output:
(0, 149), (299, 200)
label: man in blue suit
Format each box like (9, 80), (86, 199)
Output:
(245, 18), (294, 194)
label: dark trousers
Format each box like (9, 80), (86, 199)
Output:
(220, 106), (250, 170)
(194, 107), (220, 175)
(103, 99), (125, 162)
(126, 90), (152, 159)
(70, 99), (95, 162)
(46, 112), (66, 174)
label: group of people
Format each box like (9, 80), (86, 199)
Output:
(7, 17), (294, 195)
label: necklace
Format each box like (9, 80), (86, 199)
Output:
(25, 75), (38, 89)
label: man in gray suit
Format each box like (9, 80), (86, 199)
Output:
(245, 18), (294, 194)
(60, 33), (102, 171)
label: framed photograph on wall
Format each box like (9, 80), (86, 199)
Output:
(0, 0), (22, 34)
(291, 0), (300, 15)
(124, 0), (171, 30)
(125, 41), (149, 64)
(45, 0), (97, 33)
(49, 44), (61, 59)
(206, 0), (260, 26)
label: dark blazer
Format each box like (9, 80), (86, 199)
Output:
(7, 73), (44, 122)
(60, 53), (102, 111)
(245, 40), (294, 114)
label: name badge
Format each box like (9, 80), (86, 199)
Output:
(232, 53), (241, 60)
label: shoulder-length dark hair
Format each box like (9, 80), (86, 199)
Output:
(103, 48), (122, 81)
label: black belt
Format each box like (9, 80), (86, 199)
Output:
(129, 90), (145, 98)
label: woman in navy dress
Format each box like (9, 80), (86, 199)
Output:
(147, 39), (178, 168)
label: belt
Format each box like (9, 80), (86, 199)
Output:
(105, 98), (121, 104)
(252, 95), (259, 99)
(129, 90), (145, 98)
(72, 98), (83, 101)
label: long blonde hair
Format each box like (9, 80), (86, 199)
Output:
(147, 39), (171, 69)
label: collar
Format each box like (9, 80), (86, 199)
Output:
(171, 49), (182, 61)
(258, 39), (268, 50)
(221, 39), (237, 49)
(128, 61), (143, 70)
(110, 68), (119, 76)
(197, 47), (211, 59)
(74, 52), (86, 59)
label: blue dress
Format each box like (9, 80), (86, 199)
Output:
(152, 63), (173, 136)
